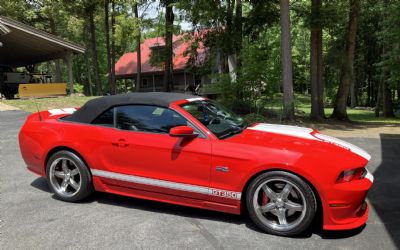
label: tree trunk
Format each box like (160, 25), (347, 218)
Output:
(226, 0), (236, 82)
(49, 18), (62, 82)
(382, 81), (395, 117)
(310, 0), (325, 121)
(280, 0), (295, 120)
(397, 82), (400, 105)
(110, 0), (116, 94)
(104, 0), (112, 94)
(83, 20), (93, 96)
(163, 0), (174, 92)
(234, 0), (242, 77)
(367, 69), (371, 106)
(84, 51), (93, 96)
(88, 8), (102, 96)
(350, 72), (356, 108)
(375, 81), (382, 117)
(331, 0), (360, 120)
(134, 2), (141, 92)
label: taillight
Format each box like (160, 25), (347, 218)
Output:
(336, 168), (366, 183)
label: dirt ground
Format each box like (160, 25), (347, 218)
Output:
(0, 102), (20, 111)
(271, 118), (400, 139)
(314, 123), (400, 138)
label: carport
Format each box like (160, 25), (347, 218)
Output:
(0, 16), (85, 93)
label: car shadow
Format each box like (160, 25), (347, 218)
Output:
(368, 134), (400, 246)
(30, 176), (367, 239)
(30, 177), (51, 192)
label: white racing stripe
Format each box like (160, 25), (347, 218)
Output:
(247, 123), (371, 161)
(186, 97), (205, 102)
(313, 133), (371, 161)
(92, 169), (241, 200)
(365, 169), (374, 183)
(248, 123), (318, 140)
(48, 108), (76, 116)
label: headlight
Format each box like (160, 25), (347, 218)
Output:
(336, 167), (366, 183)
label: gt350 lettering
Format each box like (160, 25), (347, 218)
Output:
(210, 189), (241, 199)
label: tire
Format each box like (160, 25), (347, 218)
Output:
(46, 150), (94, 202)
(246, 171), (316, 236)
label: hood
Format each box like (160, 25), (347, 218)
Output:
(236, 123), (371, 161)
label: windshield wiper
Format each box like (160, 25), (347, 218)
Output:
(219, 127), (245, 139)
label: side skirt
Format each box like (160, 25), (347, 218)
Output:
(93, 176), (241, 215)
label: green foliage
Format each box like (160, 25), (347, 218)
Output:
(378, 1), (400, 89)
(1, 0), (399, 118)
(73, 83), (85, 94)
(243, 113), (267, 124)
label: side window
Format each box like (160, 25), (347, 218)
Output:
(92, 108), (114, 127)
(116, 105), (188, 133)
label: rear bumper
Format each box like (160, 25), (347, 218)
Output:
(322, 171), (373, 230)
(27, 164), (45, 176)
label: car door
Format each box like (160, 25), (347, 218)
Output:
(92, 105), (212, 200)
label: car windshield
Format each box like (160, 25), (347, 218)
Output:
(180, 100), (246, 139)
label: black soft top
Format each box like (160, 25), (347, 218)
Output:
(63, 92), (199, 123)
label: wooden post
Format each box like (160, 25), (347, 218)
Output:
(152, 74), (155, 92)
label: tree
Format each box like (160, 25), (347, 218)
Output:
(87, 3), (103, 96)
(280, 0), (295, 119)
(110, 0), (116, 94)
(309, 0), (325, 121)
(376, 0), (398, 117)
(133, 1), (141, 92)
(104, 0), (112, 94)
(331, 0), (360, 120)
(234, 0), (242, 73)
(162, 0), (174, 92)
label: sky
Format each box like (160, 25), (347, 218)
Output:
(139, 1), (192, 31)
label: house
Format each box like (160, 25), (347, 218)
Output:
(115, 34), (213, 93)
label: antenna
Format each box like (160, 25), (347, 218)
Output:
(33, 97), (42, 121)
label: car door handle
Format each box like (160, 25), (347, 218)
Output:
(112, 139), (129, 147)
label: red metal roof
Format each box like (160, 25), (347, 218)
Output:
(115, 34), (205, 77)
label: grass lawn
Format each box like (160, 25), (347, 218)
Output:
(2, 94), (399, 125)
(263, 93), (400, 125)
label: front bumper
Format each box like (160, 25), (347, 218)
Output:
(323, 170), (373, 230)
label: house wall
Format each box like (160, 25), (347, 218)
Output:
(125, 71), (213, 93)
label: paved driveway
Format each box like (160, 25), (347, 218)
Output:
(1, 110), (399, 250)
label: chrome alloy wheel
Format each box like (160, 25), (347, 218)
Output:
(49, 158), (81, 197)
(252, 178), (307, 231)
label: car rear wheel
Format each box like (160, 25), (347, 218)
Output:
(246, 171), (316, 236)
(46, 150), (93, 202)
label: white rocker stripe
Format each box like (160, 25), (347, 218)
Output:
(91, 169), (242, 200)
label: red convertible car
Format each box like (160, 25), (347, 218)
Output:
(19, 92), (373, 236)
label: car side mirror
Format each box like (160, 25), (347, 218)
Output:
(169, 126), (198, 138)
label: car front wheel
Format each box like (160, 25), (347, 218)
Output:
(246, 171), (317, 236)
(46, 150), (93, 202)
